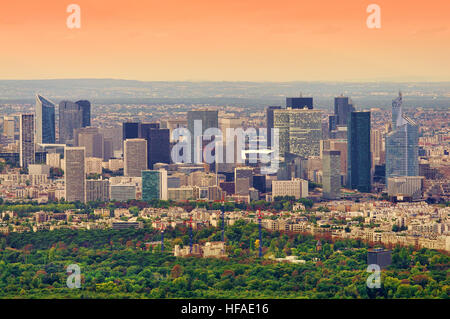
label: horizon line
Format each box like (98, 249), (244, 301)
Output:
(0, 78), (449, 84)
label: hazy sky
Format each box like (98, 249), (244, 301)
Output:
(0, 0), (449, 81)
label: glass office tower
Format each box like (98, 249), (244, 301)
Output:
(347, 111), (371, 193)
(35, 94), (56, 144)
(334, 96), (355, 126)
(142, 170), (161, 201)
(386, 93), (419, 184)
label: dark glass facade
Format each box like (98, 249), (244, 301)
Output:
(141, 126), (170, 169)
(347, 111), (371, 192)
(266, 106), (281, 148)
(122, 122), (170, 169)
(334, 96), (355, 126)
(59, 101), (84, 144)
(286, 97), (313, 109)
(122, 122), (140, 140)
(75, 100), (91, 127)
(142, 170), (160, 201)
(35, 95), (56, 144)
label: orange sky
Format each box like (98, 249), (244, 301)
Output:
(0, 0), (449, 81)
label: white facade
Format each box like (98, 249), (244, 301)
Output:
(272, 178), (308, 200)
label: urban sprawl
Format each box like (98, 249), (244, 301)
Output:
(0, 93), (449, 256)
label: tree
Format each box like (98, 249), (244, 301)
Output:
(170, 265), (183, 279)
(298, 198), (313, 209)
(392, 247), (411, 269)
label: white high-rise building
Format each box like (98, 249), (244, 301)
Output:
(322, 150), (341, 200)
(64, 147), (86, 203)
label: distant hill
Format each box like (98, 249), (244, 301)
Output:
(0, 79), (448, 109)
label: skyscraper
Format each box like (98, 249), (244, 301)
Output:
(187, 110), (219, 163)
(286, 97), (313, 109)
(321, 139), (347, 185)
(75, 127), (104, 159)
(391, 92), (403, 128)
(139, 122), (160, 137)
(124, 138), (148, 177)
(64, 147), (86, 203)
(142, 169), (168, 201)
(19, 114), (35, 168)
(99, 127), (122, 154)
(347, 111), (371, 192)
(234, 166), (254, 195)
(218, 117), (243, 171)
(328, 115), (337, 133)
(219, 117), (242, 144)
(322, 150), (341, 199)
(273, 109), (290, 157)
(122, 122), (170, 169)
(274, 109), (322, 158)
(35, 94), (56, 144)
(385, 93), (419, 186)
(266, 106), (281, 149)
(103, 138), (114, 161)
(3, 116), (15, 140)
(371, 128), (383, 167)
(140, 125), (170, 169)
(122, 122), (140, 141)
(75, 100), (91, 127)
(334, 96), (355, 126)
(59, 101), (83, 144)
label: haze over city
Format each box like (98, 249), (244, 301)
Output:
(1, 0), (449, 81)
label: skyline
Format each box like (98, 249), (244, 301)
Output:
(1, 0), (449, 82)
(0, 0), (449, 305)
